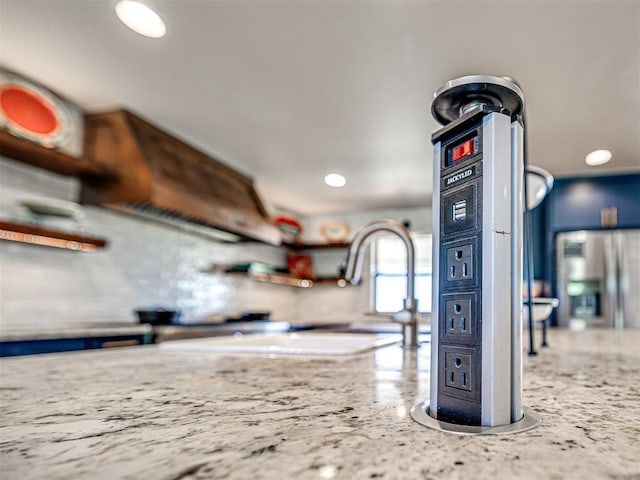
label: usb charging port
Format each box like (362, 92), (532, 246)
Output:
(453, 200), (467, 222)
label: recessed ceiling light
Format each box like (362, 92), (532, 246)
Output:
(324, 173), (346, 187)
(115, 1), (166, 38)
(585, 149), (612, 166)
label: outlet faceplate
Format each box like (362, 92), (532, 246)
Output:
(445, 351), (472, 391)
(439, 345), (480, 403)
(444, 296), (474, 338)
(446, 244), (474, 281)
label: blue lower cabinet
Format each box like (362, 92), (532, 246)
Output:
(0, 335), (150, 357)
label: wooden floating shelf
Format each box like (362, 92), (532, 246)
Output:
(283, 241), (351, 250)
(0, 130), (113, 178)
(248, 272), (315, 288)
(0, 220), (108, 252)
(225, 269), (347, 288)
(313, 277), (349, 286)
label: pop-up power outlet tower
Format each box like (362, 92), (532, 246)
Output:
(411, 75), (541, 435)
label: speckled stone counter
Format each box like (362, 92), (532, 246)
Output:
(1, 329), (638, 480)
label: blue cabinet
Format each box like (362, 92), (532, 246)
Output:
(607, 175), (640, 228)
(0, 334), (151, 357)
(549, 174), (640, 232)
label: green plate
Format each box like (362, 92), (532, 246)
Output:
(21, 199), (84, 219)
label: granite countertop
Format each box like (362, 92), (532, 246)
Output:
(1, 328), (638, 479)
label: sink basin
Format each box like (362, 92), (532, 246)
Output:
(523, 298), (559, 323)
(159, 332), (402, 356)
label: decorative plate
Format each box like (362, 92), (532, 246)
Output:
(274, 215), (303, 237)
(20, 198), (85, 220)
(0, 71), (73, 148)
(320, 221), (350, 243)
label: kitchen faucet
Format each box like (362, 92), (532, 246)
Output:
(343, 219), (419, 348)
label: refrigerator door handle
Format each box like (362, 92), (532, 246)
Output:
(603, 234), (617, 329)
(614, 232), (625, 329)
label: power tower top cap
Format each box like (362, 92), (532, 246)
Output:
(432, 75), (525, 126)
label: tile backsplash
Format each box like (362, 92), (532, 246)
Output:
(0, 156), (430, 330)
(0, 157), (300, 328)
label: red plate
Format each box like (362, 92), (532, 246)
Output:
(0, 72), (71, 148)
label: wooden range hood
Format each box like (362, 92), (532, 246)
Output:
(81, 110), (281, 245)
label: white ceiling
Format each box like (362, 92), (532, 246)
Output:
(1, 0), (638, 215)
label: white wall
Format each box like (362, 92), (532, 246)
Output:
(0, 157), (298, 329)
(297, 206), (432, 244)
(0, 157), (431, 330)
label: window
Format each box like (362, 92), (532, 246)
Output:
(372, 234), (432, 313)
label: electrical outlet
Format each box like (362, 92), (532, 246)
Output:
(440, 345), (480, 403)
(445, 351), (472, 391)
(445, 298), (472, 336)
(446, 243), (473, 281)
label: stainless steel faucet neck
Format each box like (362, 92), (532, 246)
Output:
(344, 219), (419, 348)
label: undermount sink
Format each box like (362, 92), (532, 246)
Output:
(159, 332), (402, 356)
(523, 298), (559, 323)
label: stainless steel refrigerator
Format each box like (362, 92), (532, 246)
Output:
(556, 229), (640, 328)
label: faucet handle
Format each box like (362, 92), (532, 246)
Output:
(337, 259), (347, 278)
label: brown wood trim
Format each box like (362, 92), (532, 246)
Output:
(312, 277), (348, 286)
(0, 220), (108, 251)
(283, 241), (351, 250)
(225, 269), (347, 288)
(101, 339), (140, 348)
(0, 130), (112, 178)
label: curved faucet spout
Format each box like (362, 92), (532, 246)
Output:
(343, 219), (419, 348)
